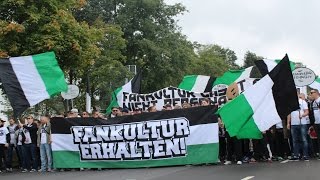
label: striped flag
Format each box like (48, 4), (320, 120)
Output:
(178, 66), (254, 93)
(178, 75), (216, 92)
(219, 55), (299, 139)
(213, 66), (254, 86)
(254, 59), (296, 75)
(0, 52), (67, 117)
(106, 70), (141, 114)
(51, 106), (219, 168)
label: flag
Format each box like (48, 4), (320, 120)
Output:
(309, 78), (320, 91)
(85, 73), (91, 113)
(254, 59), (296, 76)
(218, 55), (299, 139)
(106, 70), (142, 114)
(178, 75), (216, 92)
(51, 106), (219, 168)
(213, 66), (254, 86)
(178, 66), (254, 93)
(0, 52), (67, 117)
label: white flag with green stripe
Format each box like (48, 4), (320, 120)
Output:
(219, 55), (299, 139)
(0, 52), (67, 116)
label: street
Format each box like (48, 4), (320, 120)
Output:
(1, 160), (319, 180)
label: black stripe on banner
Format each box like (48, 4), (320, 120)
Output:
(204, 77), (217, 92)
(51, 105), (218, 134)
(0, 59), (30, 117)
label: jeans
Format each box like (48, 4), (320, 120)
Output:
(6, 144), (21, 168)
(291, 125), (309, 157)
(23, 143), (38, 170)
(40, 143), (52, 170)
(17, 145), (26, 169)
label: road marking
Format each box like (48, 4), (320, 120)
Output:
(241, 176), (255, 180)
(280, 160), (289, 164)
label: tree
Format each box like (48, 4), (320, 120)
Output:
(75, 0), (196, 93)
(242, 51), (264, 78)
(188, 45), (230, 77)
(0, 0), (107, 112)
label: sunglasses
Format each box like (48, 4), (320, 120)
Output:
(112, 110), (119, 112)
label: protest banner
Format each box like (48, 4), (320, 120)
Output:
(51, 106), (219, 168)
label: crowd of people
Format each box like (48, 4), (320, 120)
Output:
(0, 89), (319, 173)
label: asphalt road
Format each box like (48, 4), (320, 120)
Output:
(1, 160), (319, 180)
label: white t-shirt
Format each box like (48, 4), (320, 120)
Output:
(17, 129), (23, 146)
(313, 97), (320, 124)
(291, 99), (309, 125)
(8, 125), (17, 144)
(0, 126), (9, 144)
(41, 124), (47, 144)
(24, 129), (32, 144)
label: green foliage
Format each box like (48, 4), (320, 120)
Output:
(243, 51), (264, 78)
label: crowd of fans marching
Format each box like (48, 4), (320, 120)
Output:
(0, 89), (320, 173)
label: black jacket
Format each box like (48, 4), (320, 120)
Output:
(23, 123), (38, 145)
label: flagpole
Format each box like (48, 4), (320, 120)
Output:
(85, 72), (91, 113)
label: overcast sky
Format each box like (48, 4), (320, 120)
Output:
(166, 0), (320, 75)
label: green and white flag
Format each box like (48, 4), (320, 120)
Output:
(0, 52), (67, 117)
(213, 66), (254, 86)
(178, 66), (254, 93)
(106, 71), (141, 114)
(219, 55), (299, 139)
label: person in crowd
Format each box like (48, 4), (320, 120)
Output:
(218, 117), (226, 163)
(70, 109), (80, 117)
(252, 132), (272, 162)
(15, 119), (26, 172)
(6, 118), (19, 172)
(148, 106), (157, 112)
(110, 107), (120, 118)
(133, 108), (143, 114)
(287, 91), (310, 161)
(272, 121), (291, 161)
(310, 89), (320, 159)
(21, 115), (38, 172)
(37, 115), (53, 172)
(0, 119), (9, 173)
(92, 110), (100, 119)
(224, 131), (243, 165)
(201, 98), (210, 106)
(121, 108), (131, 116)
(66, 111), (74, 118)
(191, 102), (200, 107)
(163, 104), (172, 111)
(82, 111), (90, 118)
(308, 89), (320, 160)
(182, 102), (191, 109)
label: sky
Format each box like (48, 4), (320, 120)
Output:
(166, 0), (320, 75)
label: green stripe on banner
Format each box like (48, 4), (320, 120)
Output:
(52, 143), (219, 169)
(213, 69), (244, 86)
(32, 52), (67, 96)
(178, 75), (198, 91)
